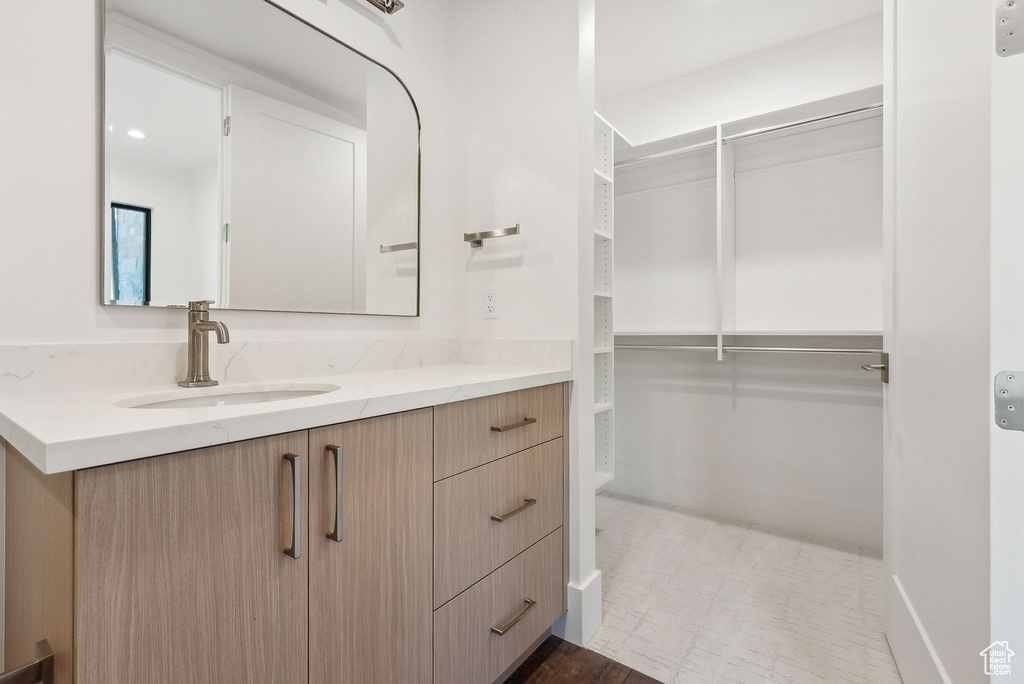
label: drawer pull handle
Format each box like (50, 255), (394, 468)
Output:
(325, 445), (343, 542)
(491, 497), (537, 523)
(491, 599), (537, 636)
(490, 417), (538, 433)
(0, 639), (54, 684)
(284, 453), (301, 559)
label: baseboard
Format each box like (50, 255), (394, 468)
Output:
(551, 569), (602, 646)
(886, 574), (952, 684)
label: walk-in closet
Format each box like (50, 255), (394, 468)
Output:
(587, 3), (895, 682)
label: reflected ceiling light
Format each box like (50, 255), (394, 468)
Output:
(108, 126), (113, 132)
(127, 130), (146, 139)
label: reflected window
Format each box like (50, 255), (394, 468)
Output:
(110, 202), (151, 304)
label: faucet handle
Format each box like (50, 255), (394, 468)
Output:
(187, 300), (216, 312)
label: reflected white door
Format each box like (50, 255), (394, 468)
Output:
(226, 85), (366, 312)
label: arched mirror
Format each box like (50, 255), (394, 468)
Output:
(102, 0), (420, 315)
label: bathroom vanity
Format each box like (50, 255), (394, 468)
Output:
(2, 373), (570, 684)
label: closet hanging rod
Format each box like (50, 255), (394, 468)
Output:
(616, 344), (884, 356)
(613, 102), (883, 170)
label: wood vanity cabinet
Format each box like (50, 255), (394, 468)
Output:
(74, 431), (311, 683)
(4, 382), (568, 684)
(308, 409), (433, 684)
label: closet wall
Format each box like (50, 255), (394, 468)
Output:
(610, 91), (884, 550)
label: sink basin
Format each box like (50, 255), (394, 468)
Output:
(122, 383), (341, 409)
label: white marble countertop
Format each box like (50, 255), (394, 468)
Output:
(0, 364), (572, 475)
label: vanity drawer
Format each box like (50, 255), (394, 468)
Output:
(434, 439), (563, 608)
(433, 383), (564, 481)
(433, 529), (564, 684)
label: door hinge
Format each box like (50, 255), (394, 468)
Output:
(223, 223), (230, 242)
(997, 0), (1024, 57)
(223, 116), (231, 136)
(995, 372), (1024, 430)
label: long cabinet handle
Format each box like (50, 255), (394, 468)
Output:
(491, 498), (537, 523)
(491, 599), (537, 636)
(283, 453), (301, 559)
(325, 445), (343, 542)
(490, 417), (537, 433)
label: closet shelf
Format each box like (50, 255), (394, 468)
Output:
(594, 291), (613, 299)
(594, 402), (613, 414)
(594, 168), (614, 185)
(594, 471), (614, 491)
(594, 228), (613, 241)
(721, 330), (883, 337)
(615, 330), (881, 337)
(594, 346), (613, 354)
(615, 330), (717, 337)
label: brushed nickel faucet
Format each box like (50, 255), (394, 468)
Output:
(179, 300), (230, 388)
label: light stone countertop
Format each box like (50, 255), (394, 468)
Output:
(0, 364), (572, 475)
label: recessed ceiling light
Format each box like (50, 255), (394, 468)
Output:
(127, 130), (146, 139)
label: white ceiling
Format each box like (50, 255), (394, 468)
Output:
(106, 53), (222, 171)
(596, 0), (882, 100)
(111, 0), (374, 122)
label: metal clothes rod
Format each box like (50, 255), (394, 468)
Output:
(614, 102), (883, 170)
(379, 241), (417, 254)
(721, 103), (883, 144)
(615, 140), (717, 170)
(616, 345), (883, 355)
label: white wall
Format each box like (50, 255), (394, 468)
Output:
(602, 14), (883, 145)
(447, 1), (582, 342)
(612, 350), (883, 549)
(109, 155), (215, 304)
(0, 0), (452, 344)
(446, 0), (597, 644)
(365, 68), (419, 314)
(882, 1), (991, 682)
(192, 161), (221, 299)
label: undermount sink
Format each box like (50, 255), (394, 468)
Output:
(122, 383), (341, 409)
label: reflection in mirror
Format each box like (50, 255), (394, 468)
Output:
(103, 0), (420, 316)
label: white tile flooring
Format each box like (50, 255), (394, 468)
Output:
(587, 492), (903, 684)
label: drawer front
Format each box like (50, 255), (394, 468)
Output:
(433, 383), (564, 481)
(433, 529), (564, 684)
(434, 439), (563, 608)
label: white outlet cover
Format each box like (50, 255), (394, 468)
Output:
(484, 287), (499, 319)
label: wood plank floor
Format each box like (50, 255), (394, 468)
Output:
(507, 635), (662, 683)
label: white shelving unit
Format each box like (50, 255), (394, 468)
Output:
(593, 112), (630, 492)
(613, 87), (884, 348)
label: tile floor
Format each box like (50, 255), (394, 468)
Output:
(587, 492), (903, 684)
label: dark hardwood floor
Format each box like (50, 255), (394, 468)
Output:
(507, 635), (662, 684)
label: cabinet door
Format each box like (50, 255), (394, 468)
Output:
(309, 409), (432, 684)
(75, 432), (309, 684)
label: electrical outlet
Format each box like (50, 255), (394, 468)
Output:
(483, 287), (499, 319)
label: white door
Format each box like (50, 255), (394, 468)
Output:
(990, 7), (1024, 683)
(225, 85), (366, 312)
(882, 2), (1016, 683)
